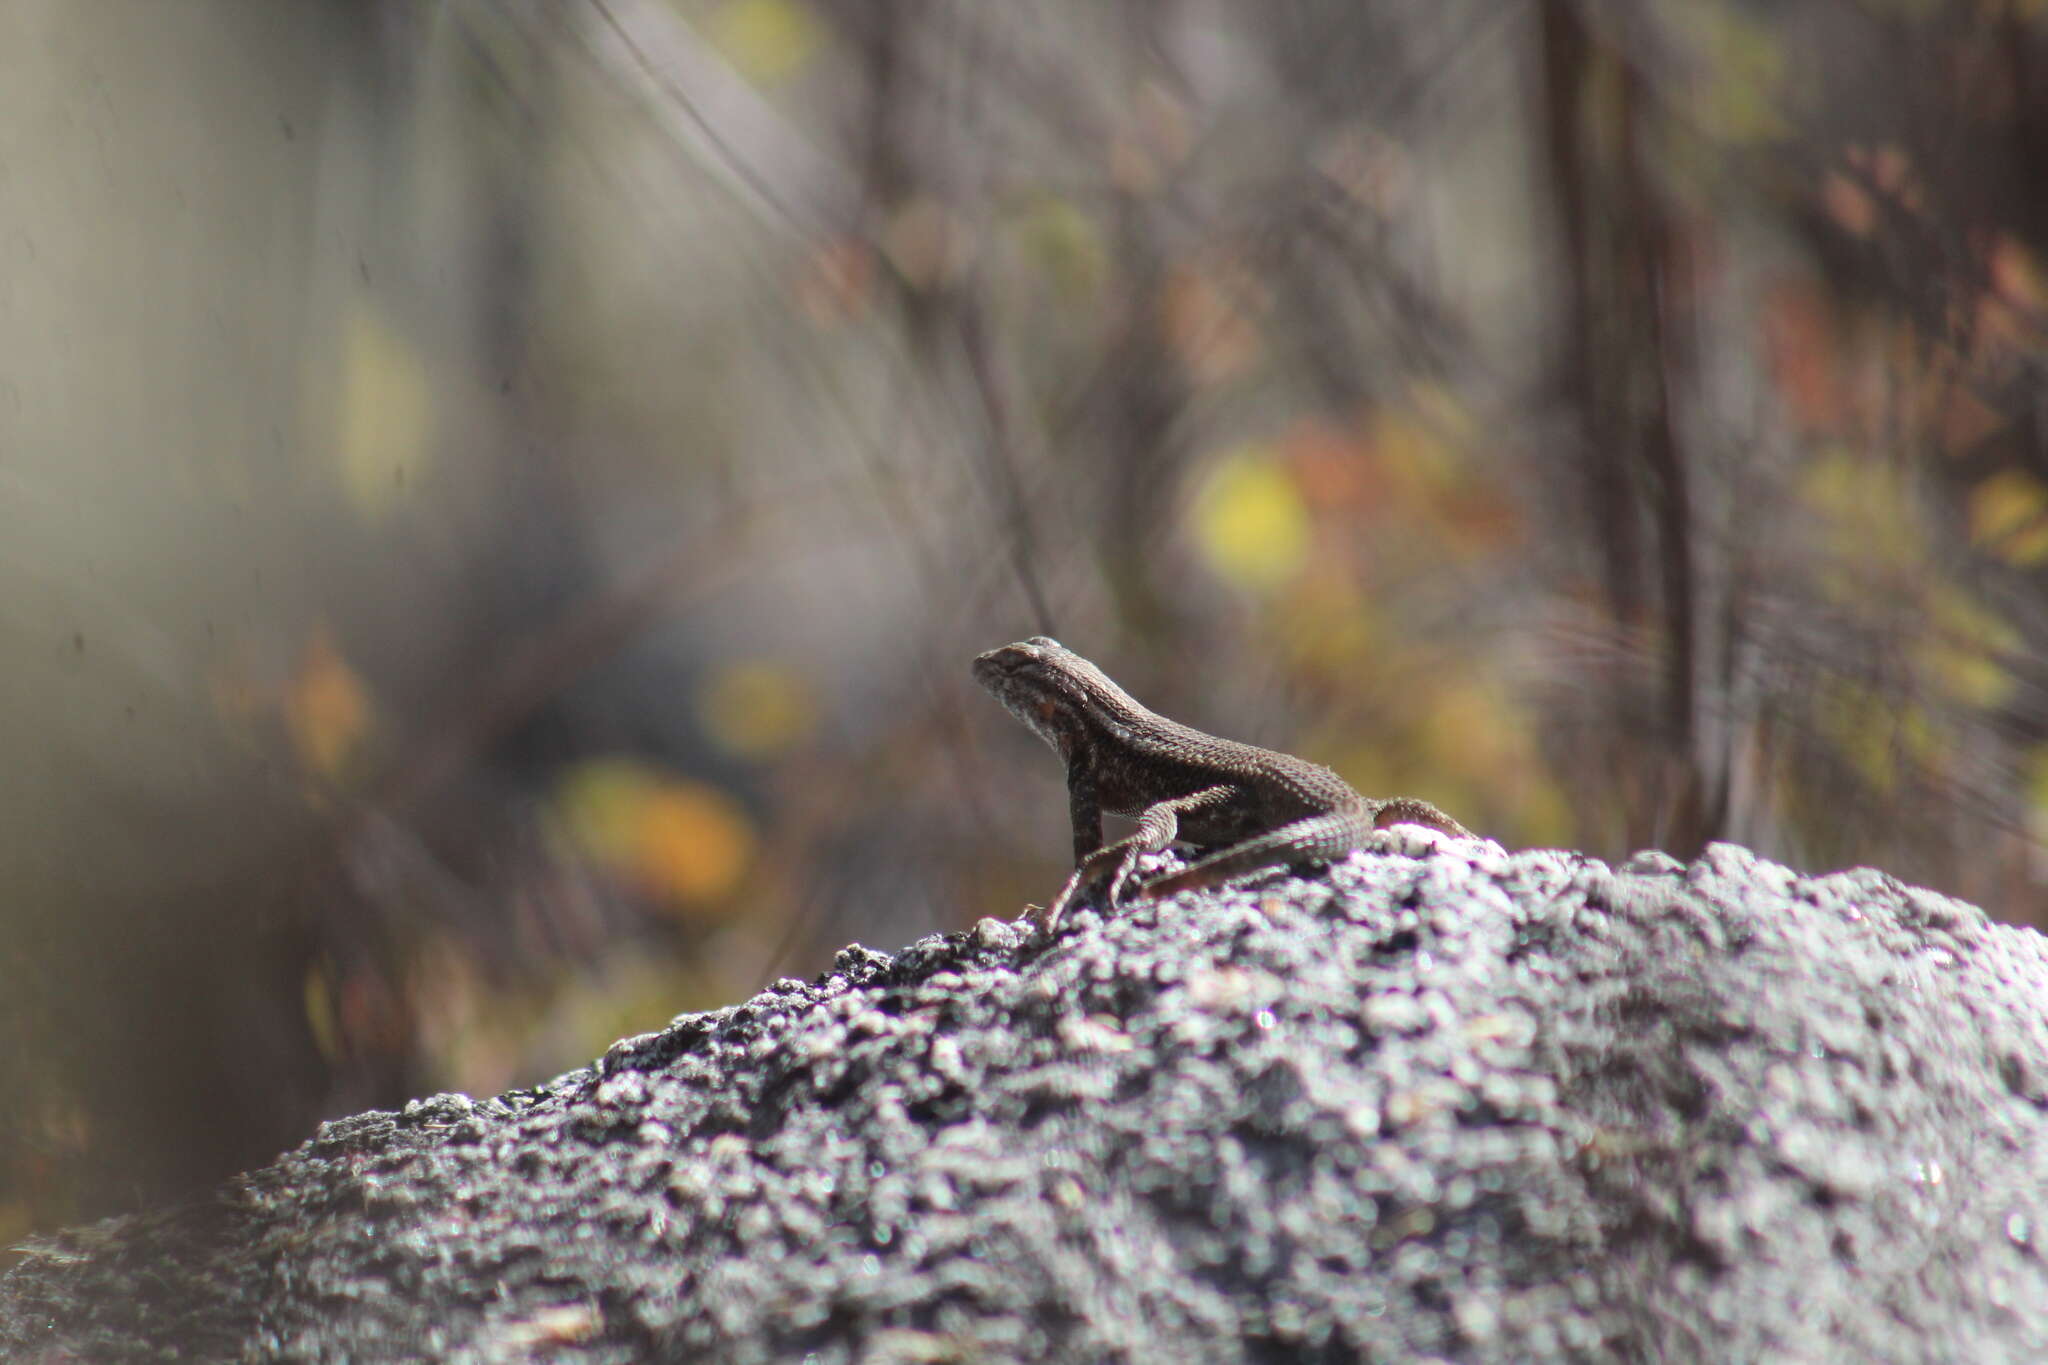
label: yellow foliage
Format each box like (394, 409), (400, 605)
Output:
(1190, 444), (1311, 592)
(303, 962), (341, 1064)
(707, 0), (822, 85)
(558, 758), (647, 868)
(1799, 448), (1928, 577)
(554, 952), (738, 1071)
(556, 758), (756, 912)
(1667, 1), (1789, 143)
(284, 627), (374, 780)
(1967, 468), (2048, 567)
(1370, 404), (1463, 496)
(1011, 196), (1107, 300)
(1274, 577), (1380, 674)
(1355, 395), (1516, 557)
(698, 659), (818, 759)
(2026, 745), (2048, 837)
(1922, 583), (2018, 709)
(1407, 381), (1478, 447)
(1415, 678), (1520, 778)
(1413, 678), (1572, 845)
(0, 1202), (31, 1248)
(1814, 679), (1937, 794)
(335, 303), (433, 520)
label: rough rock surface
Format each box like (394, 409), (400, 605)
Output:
(4, 835), (2047, 1363)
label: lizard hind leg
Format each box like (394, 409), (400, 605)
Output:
(1371, 796), (1473, 839)
(1135, 808), (1367, 903)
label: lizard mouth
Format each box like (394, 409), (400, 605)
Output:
(972, 650), (1033, 705)
(970, 654), (1009, 695)
(972, 641), (1066, 740)
(972, 639), (1048, 686)
(973, 636), (1063, 670)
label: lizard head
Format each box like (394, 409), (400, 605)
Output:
(972, 637), (1111, 757)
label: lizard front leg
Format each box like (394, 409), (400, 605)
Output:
(1036, 783), (1238, 933)
(1066, 755), (1104, 864)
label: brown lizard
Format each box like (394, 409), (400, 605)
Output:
(973, 637), (1473, 932)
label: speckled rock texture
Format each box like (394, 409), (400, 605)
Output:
(4, 836), (2046, 1363)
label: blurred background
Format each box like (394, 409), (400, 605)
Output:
(3, 0), (2047, 1233)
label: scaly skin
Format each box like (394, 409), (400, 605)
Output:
(973, 637), (1472, 932)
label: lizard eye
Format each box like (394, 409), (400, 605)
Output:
(1035, 699), (1059, 722)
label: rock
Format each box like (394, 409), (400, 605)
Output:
(4, 841), (2045, 1362)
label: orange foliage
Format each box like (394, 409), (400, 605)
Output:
(794, 238), (875, 326)
(1761, 280), (1844, 433)
(1161, 259), (1264, 383)
(284, 627), (374, 781)
(556, 760), (757, 916)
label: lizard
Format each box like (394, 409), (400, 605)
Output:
(972, 636), (1474, 932)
